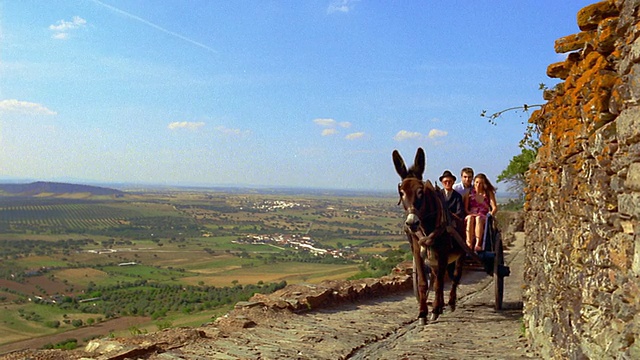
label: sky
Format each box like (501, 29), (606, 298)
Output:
(0, 0), (594, 192)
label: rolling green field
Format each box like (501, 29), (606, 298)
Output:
(0, 188), (408, 350)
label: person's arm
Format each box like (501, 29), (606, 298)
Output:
(490, 192), (498, 215)
(463, 193), (470, 214)
(454, 194), (465, 218)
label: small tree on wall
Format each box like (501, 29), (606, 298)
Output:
(481, 84), (546, 199)
(496, 148), (537, 199)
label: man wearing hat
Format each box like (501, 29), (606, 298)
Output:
(439, 170), (465, 235)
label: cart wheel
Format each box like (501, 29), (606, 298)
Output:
(493, 233), (505, 311)
(412, 256), (430, 303)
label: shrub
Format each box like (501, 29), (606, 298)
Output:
(44, 320), (60, 328)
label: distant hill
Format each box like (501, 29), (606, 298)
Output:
(0, 181), (124, 197)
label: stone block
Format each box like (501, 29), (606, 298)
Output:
(547, 61), (569, 79)
(609, 82), (629, 114)
(616, 106), (640, 144)
(628, 63), (640, 102)
(634, 234), (640, 274)
(555, 31), (595, 53)
(625, 162), (640, 190)
(618, 193), (640, 218)
(577, 1), (619, 31)
(597, 17), (620, 54)
(618, 36), (640, 75)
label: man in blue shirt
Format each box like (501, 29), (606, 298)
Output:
(453, 167), (474, 197)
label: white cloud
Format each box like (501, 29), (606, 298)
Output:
(168, 121), (205, 130)
(0, 99), (57, 115)
(345, 132), (365, 140)
(313, 118), (352, 136)
(313, 118), (351, 128)
(327, 0), (358, 14)
(215, 125), (249, 136)
(428, 129), (448, 139)
(52, 32), (69, 40)
(49, 16), (87, 40)
(393, 130), (422, 141)
(314, 118), (337, 127)
(322, 128), (338, 136)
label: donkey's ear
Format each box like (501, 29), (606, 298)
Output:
(392, 150), (408, 179)
(413, 148), (426, 177)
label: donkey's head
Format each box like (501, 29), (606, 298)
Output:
(392, 148), (436, 233)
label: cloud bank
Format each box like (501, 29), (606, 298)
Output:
(345, 132), (365, 140)
(428, 129), (448, 139)
(167, 121), (205, 130)
(50, 16), (86, 40)
(393, 128), (449, 142)
(327, 0), (359, 14)
(314, 118), (352, 137)
(393, 130), (422, 141)
(215, 125), (249, 136)
(0, 99), (57, 115)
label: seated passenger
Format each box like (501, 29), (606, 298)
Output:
(453, 167), (474, 197)
(438, 170), (465, 234)
(464, 173), (498, 252)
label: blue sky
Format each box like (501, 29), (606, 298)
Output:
(0, 0), (592, 191)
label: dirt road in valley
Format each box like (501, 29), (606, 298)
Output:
(1, 233), (532, 360)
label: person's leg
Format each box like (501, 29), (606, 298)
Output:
(474, 215), (486, 251)
(465, 215), (475, 249)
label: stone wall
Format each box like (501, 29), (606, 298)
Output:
(524, 1), (640, 358)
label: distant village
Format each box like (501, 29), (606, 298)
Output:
(246, 199), (309, 211)
(233, 233), (356, 259)
(233, 199), (357, 259)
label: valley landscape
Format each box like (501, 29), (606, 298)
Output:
(0, 182), (409, 352)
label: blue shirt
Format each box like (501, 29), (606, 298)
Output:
(453, 182), (472, 197)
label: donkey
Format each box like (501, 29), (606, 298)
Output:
(393, 147), (467, 324)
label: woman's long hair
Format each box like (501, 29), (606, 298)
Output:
(474, 173), (496, 195)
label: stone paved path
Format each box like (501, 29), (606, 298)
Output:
(348, 233), (531, 360)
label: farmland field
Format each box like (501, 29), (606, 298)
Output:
(0, 187), (407, 352)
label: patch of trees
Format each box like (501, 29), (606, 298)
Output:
(349, 248), (410, 280)
(42, 338), (78, 350)
(91, 216), (202, 239)
(51, 279), (289, 319)
(175, 204), (240, 213)
(0, 238), (97, 259)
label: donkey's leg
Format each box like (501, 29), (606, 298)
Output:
(430, 259), (447, 322)
(448, 257), (464, 312)
(413, 245), (429, 325)
(417, 265), (429, 324)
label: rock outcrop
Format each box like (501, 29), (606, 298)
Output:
(524, 1), (640, 358)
